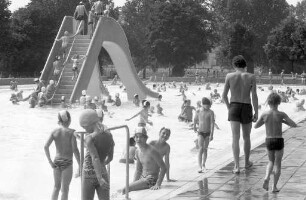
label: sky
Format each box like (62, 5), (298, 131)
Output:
(8, 0), (302, 12)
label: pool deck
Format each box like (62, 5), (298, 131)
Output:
(123, 119), (306, 200)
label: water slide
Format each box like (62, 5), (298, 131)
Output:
(70, 17), (159, 102)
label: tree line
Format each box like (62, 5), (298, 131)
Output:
(0, 0), (306, 77)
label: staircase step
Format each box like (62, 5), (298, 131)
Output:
(74, 39), (91, 43)
(61, 80), (76, 85)
(76, 35), (91, 39)
(59, 85), (74, 89)
(72, 46), (89, 51)
(73, 43), (90, 48)
(57, 88), (73, 94)
(70, 50), (87, 55)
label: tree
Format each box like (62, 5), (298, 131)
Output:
(120, 0), (159, 73)
(264, 16), (306, 73)
(148, 1), (216, 76)
(0, 0), (12, 76)
(212, 0), (289, 72)
(295, 0), (306, 21)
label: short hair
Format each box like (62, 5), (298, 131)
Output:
(202, 97), (211, 105)
(232, 55), (246, 68)
(160, 127), (171, 135)
(129, 137), (136, 146)
(267, 92), (281, 106)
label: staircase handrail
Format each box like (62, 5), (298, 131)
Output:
(50, 21), (84, 105)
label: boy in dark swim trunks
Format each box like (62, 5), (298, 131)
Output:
(222, 55), (258, 174)
(44, 110), (80, 200)
(254, 93), (297, 193)
(194, 97), (215, 173)
(121, 127), (166, 194)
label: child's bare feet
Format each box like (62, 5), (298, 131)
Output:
(232, 168), (240, 174)
(263, 179), (269, 191)
(245, 161), (253, 169)
(272, 186), (280, 193)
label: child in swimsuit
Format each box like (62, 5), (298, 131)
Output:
(194, 97), (215, 173)
(70, 54), (86, 81)
(133, 94), (140, 107)
(119, 137), (136, 164)
(126, 100), (153, 127)
(44, 110), (80, 200)
(254, 93), (297, 193)
(55, 31), (77, 60)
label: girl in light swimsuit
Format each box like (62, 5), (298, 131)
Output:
(126, 100), (153, 127)
(44, 110), (80, 200)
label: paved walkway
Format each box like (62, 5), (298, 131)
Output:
(165, 119), (306, 200)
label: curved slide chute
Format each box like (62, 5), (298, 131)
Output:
(70, 17), (159, 102)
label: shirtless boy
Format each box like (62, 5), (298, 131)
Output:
(121, 127), (167, 194)
(44, 110), (80, 200)
(194, 97), (215, 173)
(222, 55), (258, 173)
(254, 93), (297, 192)
(149, 128), (176, 182)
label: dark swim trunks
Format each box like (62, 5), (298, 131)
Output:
(54, 157), (72, 171)
(141, 175), (157, 188)
(266, 138), (284, 151)
(198, 132), (210, 138)
(119, 158), (134, 164)
(228, 102), (253, 124)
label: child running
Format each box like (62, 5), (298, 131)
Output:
(44, 110), (80, 200)
(254, 93), (297, 193)
(126, 100), (153, 127)
(193, 97), (215, 173)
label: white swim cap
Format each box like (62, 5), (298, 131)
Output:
(49, 80), (54, 85)
(79, 109), (99, 127)
(41, 87), (46, 92)
(134, 127), (147, 138)
(82, 90), (86, 96)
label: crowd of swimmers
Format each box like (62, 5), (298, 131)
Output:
(6, 55), (306, 200)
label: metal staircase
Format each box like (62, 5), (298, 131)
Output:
(52, 35), (91, 104)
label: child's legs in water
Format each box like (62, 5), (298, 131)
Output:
(273, 149), (284, 192)
(60, 165), (73, 200)
(52, 168), (62, 200)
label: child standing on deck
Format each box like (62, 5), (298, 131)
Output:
(254, 93), (297, 193)
(194, 97), (215, 173)
(44, 110), (80, 200)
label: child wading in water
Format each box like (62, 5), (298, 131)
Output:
(44, 110), (80, 200)
(254, 93), (297, 193)
(194, 97), (215, 173)
(126, 100), (153, 127)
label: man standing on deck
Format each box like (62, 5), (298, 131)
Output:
(222, 55), (258, 174)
